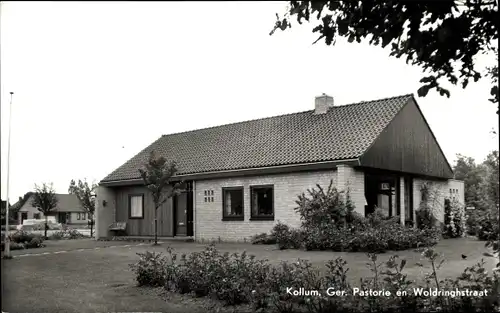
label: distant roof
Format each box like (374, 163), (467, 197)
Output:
(19, 194), (85, 213)
(101, 94), (414, 183)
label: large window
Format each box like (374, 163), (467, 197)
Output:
(129, 194), (144, 219)
(250, 185), (274, 220)
(33, 213), (41, 219)
(222, 187), (244, 221)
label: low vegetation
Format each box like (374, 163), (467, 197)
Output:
(253, 181), (441, 253)
(1, 230), (45, 251)
(48, 229), (87, 240)
(130, 244), (500, 312)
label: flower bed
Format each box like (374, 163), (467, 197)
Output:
(130, 245), (500, 312)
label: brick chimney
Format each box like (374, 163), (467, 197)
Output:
(314, 93), (334, 114)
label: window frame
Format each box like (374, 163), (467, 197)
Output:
(128, 194), (145, 219)
(77, 213), (81, 220)
(222, 186), (245, 221)
(33, 213), (41, 220)
(250, 184), (275, 221)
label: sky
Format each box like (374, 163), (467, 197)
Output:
(1, 1), (498, 202)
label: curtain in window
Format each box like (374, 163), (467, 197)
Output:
(225, 191), (232, 215)
(131, 196), (143, 217)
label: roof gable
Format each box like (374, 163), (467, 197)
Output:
(101, 94), (413, 183)
(359, 97), (454, 179)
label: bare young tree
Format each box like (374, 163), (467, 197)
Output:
(68, 179), (97, 237)
(31, 183), (59, 239)
(139, 150), (182, 245)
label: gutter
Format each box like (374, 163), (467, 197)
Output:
(99, 158), (360, 187)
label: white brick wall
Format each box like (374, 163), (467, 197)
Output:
(337, 165), (365, 216)
(413, 178), (449, 224)
(194, 170), (339, 242)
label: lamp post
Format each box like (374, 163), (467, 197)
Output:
(4, 91), (14, 258)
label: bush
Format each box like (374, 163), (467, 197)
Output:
(129, 251), (168, 287)
(26, 237), (44, 249)
(9, 242), (26, 250)
(48, 229), (85, 240)
(271, 222), (303, 250)
(443, 199), (467, 238)
(251, 233), (276, 245)
(131, 245), (500, 312)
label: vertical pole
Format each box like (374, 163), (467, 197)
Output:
(4, 92), (14, 258)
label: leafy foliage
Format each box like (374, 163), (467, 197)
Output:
(255, 182), (441, 253)
(138, 150), (182, 245)
(31, 183), (59, 239)
(68, 178), (97, 237)
(415, 182), (439, 230)
(443, 198), (467, 238)
(131, 245), (500, 312)
(271, 1), (499, 108)
(2, 231), (45, 251)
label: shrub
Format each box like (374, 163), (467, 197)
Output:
(295, 180), (355, 230)
(443, 199), (467, 238)
(416, 183), (439, 230)
(9, 231), (39, 244)
(49, 231), (64, 240)
(9, 242), (26, 250)
(132, 245), (500, 312)
(251, 233), (276, 245)
(271, 222), (303, 250)
(26, 237), (44, 249)
(129, 251), (168, 287)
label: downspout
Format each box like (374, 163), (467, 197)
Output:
(192, 180), (196, 241)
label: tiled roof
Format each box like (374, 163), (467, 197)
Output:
(101, 94), (413, 183)
(19, 194), (85, 213)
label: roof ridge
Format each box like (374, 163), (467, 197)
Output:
(161, 93), (414, 138)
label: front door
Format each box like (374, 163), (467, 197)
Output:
(175, 192), (188, 236)
(58, 212), (67, 224)
(174, 181), (193, 237)
(21, 212), (28, 224)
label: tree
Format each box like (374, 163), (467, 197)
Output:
(138, 151), (182, 245)
(31, 183), (59, 239)
(1, 200), (12, 223)
(482, 150), (499, 207)
(68, 179), (97, 238)
(271, 1), (499, 111)
(453, 154), (489, 209)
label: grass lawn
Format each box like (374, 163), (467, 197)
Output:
(1, 237), (497, 313)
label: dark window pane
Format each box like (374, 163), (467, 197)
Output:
(223, 188), (243, 217)
(251, 187), (274, 218)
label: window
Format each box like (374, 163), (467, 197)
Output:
(33, 213), (41, 219)
(129, 194), (144, 219)
(222, 187), (244, 221)
(204, 189), (214, 203)
(77, 213), (81, 220)
(250, 185), (274, 220)
(81, 213), (86, 220)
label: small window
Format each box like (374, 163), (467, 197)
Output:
(33, 213), (41, 219)
(222, 187), (244, 221)
(81, 213), (86, 220)
(129, 194), (144, 219)
(77, 213), (81, 220)
(250, 185), (274, 220)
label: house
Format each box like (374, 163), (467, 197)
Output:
(18, 194), (89, 225)
(96, 93), (465, 241)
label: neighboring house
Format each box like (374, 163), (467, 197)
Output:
(18, 194), (88, 225)
(96, 94), (465, 241)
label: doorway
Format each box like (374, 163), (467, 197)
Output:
(21, 212), (28, 224)
(364, 172), (400, 218)
(173, 181), (193, 237)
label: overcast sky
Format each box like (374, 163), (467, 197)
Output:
(1, 1), (498, 202)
